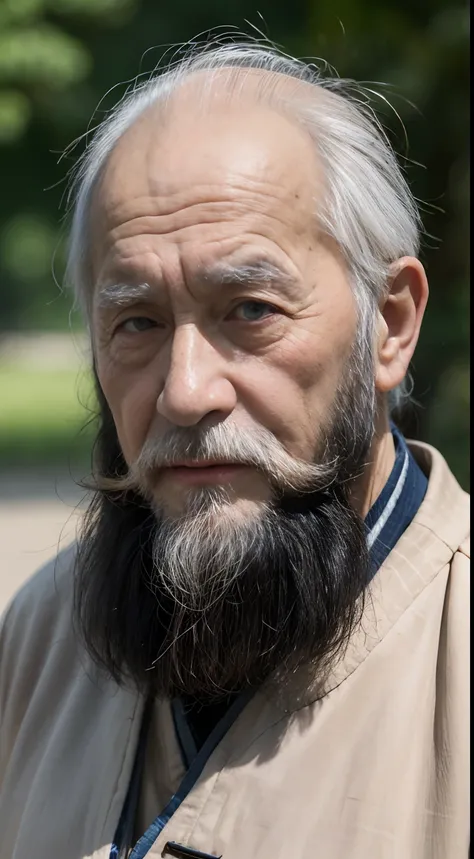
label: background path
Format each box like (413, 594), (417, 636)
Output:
(0, 471), (86, 612)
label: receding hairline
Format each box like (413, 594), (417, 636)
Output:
(157, 63), (323, 106)
(87, 63), (335, 284)
(87, 66), (328, 278)
(110, 63), (336, 150)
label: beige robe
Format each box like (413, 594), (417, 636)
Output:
(0, 442), (469, 859)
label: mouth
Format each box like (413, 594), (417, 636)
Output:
(164, 461), (249, 485)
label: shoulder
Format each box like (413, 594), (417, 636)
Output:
(0, 544), (79, 717)
(1, 542), (77, 646)
(408, 440), (470, 553)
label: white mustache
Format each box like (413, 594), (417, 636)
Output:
(128, 422), (340, 495)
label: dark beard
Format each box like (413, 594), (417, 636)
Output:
(74, 361), (374, 701)
(75, 482), (370, 700)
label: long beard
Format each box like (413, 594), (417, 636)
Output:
(147, 488), (370, 699)
(74, 481), (370, 700)
(74, 331), (376, 700)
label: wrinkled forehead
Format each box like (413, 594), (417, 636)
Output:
(88, 68), (325, 261)
(97, 103), (320, 194)
(96, 65), (323, 187)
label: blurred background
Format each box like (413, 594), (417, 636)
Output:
(0, 0), (469, 605)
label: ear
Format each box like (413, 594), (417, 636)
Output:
(375, 256), (429, 394)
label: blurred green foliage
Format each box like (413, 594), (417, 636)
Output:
(0, 365), (94, 464)
(0, 0), (469, 487)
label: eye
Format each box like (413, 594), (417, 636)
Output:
(229, 301), (279, 322)
(117, 317), (158, 334)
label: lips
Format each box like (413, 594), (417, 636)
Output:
(164, 462), (248, 485)
(171, 461), (236, 469)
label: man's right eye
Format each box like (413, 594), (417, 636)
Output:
(117, 317), (158, 333)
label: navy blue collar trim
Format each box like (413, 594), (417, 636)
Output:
(126, 689), (254, 859)
(366, 423), (428, 574)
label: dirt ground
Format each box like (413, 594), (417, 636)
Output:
(0, 471), (86, 613)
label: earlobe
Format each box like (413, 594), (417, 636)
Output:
(375, 257), (429, 394)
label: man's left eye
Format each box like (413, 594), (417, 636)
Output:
(118, 317), (158, 333)
(229, 301), (279, 322)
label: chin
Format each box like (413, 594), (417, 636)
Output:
(151, 473), (273, 522)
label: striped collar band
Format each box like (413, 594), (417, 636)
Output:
(365, 423), (428, 573)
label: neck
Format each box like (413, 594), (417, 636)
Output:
(349, 408), (396, 519)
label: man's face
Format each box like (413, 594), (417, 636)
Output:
(90, 95), (359, 520)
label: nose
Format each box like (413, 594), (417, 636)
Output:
(156, 324), (237, 427)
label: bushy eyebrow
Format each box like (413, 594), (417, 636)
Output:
(206, 260), (299, 291)
(95, 282), (153, 310)
(95, 259), (300, 310)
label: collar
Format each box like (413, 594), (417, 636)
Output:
(365, 423), (428, 574)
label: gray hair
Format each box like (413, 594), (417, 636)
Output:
(65, 38), (422, 409)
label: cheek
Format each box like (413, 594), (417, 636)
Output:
(241, 319), (356, 457)
(97, 356), (159, 463)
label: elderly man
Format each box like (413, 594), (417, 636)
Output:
(0, 41), (469, 859)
